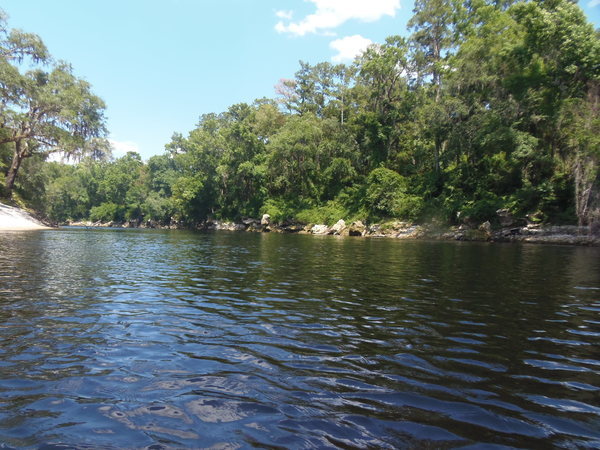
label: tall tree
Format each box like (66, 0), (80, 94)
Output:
(409, 0), (464, 177)
(0, 12), (106, 194)
(0, 63), (107, 193)
(353, 36), (415, 170)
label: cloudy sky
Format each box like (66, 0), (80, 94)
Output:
(1, 0), (598, 160)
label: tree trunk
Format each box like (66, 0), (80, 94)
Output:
(4, 141), (25, 193)
(575, 155), (599, 228)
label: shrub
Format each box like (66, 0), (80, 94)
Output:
(364, 167), (424, 220)
(260, 198), (293, 224)
(89, 202), (123, 222)
(295, 200), (348, 225)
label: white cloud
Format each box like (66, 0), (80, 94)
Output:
(330, 35), (373, 62)
(275, 0), (400, 36)
(275, 10), (293, 20)
(109, 139), (140, 157)
(588, 0), (600, 7)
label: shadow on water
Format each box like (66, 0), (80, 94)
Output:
(0, 228), (599, 448)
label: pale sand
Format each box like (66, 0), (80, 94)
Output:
(0, 202), (51, 231)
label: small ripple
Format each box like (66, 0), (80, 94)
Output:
(512, 375), (599, 392)
(446, 337), (485, 345)
(567, 328), (600, 338)
(435, 357), (508, 373)
(349, 391), (549, 438)
(523, 359), (591, 373)
(389, 354), (486, 382)
(524, 395), (600, 414)
(524, 412), (600, 440)
(528, 336), (591, 346)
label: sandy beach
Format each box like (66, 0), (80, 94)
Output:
(0, 202), (51, 231)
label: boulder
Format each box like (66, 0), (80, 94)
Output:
(496, 209), (515, 227)
(311, 224), (330, 235)
(366, 224), (384, 237)
(396, 225), (424, 239)
(330, 219), (346, 235)
(349, 220), (366, 236)
(242, 217), (258, 226)
(462, 229), (491, 241)
(479, 221), (492, 233)
(280, 223), (304, 233)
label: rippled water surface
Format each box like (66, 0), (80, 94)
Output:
(1, 228), (599, 448)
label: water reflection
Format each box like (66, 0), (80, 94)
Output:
(0, 229), (599, 448)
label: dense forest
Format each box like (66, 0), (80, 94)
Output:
(1, 0), (599, 230)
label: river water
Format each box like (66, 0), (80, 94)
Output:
(0, 228), (599, 448)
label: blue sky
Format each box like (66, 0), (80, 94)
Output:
(1, 0), (598, 160)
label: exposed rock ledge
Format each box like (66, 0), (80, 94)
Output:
(0, 202), (51, 231)
(203, 219), (599, 246)
(64, 217), (599, 246)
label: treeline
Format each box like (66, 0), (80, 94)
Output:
(3, 0), (600, 228)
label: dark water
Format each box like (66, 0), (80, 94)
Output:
(0, 229), (599, 449)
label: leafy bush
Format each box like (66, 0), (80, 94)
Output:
(459, 192), (502, 223)
(364, 167), (424, 220)
(142, 192), (174, 223)
(260, 198), (294, 224)
(89, 202), (123, 222)
(295, 200), (348, 225)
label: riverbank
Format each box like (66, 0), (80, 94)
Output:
(0, 202), (51, 231)
(66, 217), (600, 246)
(217, 219), (600, 246)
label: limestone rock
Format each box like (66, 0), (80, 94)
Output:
(396, 225), (424, 239)
(280, 223), (304, 233)
(330, 219), (346, 235)
(349, 220), (366, 236)
(496, 209), (515, 227)
(311, 224), (330, 235)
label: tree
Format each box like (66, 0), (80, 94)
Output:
(0, 63), (107, 193)
(353, 36), (416, 171)
(0, 12), (106, 194)
(365, 167), (423, 220)
(267, 114), (358, 203)
(409, 0), (464, 177)
(168, 113), (225, 221)
(0, 9), (48, 64)
(275, 61), (355, 123)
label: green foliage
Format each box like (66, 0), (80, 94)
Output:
(460, 191), (503, 224)
(260, 198), (296, 224)
(295, 201), (349, 226)
(7, 1), (599, 230)
(0, 10), (107, 194)
(89, 202), (123, 223)
(44, 173), (89, 222)
(142, 192), (174, 224)
(364, 167), (424, 220)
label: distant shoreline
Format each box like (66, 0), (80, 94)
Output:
(3, 202), (596, 246)
(64, 218), (600, 247)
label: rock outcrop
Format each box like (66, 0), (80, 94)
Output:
(60, 213), (600, 246)
(348, 221), (366, 236)
(330, 219), (346, 235)
(310, 224), (330, 235)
